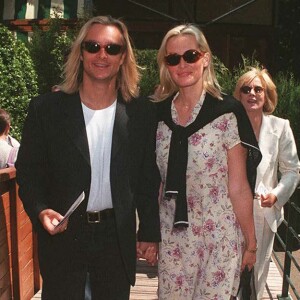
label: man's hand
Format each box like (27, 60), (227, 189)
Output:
(136, 242), (158, 266)
(39, 209), (68, 235)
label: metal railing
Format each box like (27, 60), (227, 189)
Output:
(273, 187), (300, 300)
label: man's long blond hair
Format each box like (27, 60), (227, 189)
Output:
(59, 16), (140, 102)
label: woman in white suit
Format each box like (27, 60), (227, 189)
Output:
(234, 67), (300, 299)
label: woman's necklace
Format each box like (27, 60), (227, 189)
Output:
(176, 99), (195, 113)
(174, 99), (196, 126)
(182, 102), (191, 110)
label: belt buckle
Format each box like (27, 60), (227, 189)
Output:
(87, 211), (101, 223)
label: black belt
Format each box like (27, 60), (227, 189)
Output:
(86, 209), (115, 224)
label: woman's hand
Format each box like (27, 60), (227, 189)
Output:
(241, 248), (256, 271)
(260, 193), (277, 208)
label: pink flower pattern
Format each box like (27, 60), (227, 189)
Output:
(156, 97), (244, 299)
(190, 132), (204, 146)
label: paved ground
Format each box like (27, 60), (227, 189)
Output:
(32, 257), (291, 300)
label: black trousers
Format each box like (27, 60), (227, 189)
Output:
(41, 217), (130, 300)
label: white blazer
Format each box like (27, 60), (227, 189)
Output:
(256, 114), (300, 232)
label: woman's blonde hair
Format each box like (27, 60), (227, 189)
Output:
(155, 24), (222, 101)
(233, 67), (277, 114)
(59, 15), (140, 102)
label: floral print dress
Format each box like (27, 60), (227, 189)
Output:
(156, 94), (244, 300)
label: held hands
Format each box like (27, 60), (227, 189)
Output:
(38, 209), (68, 235)
(136, 242), (158, 266)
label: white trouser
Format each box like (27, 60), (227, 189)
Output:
(251, 201), (275, 299)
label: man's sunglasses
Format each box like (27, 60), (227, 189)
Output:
(81, 41), (123, 55)
(240, 85), (264, 95)
(165, 49), (203, 66)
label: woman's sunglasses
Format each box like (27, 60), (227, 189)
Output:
(240, 85), (264, 95)
(165, 49), (203, 66)
(81, 41), (123, 55)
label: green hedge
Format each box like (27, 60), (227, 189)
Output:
(136, 49), (159, 97)
(28, 18), (75, 94)
(274, 71), (300, 151)
(0, 25), (38, 140)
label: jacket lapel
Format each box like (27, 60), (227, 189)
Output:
(60, 92), (90, 165)
(59, 92), (128, 165)
(257, 114), (276, 184)
(111, 98), (128, 159)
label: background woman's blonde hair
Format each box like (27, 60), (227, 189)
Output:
(59, 15), (140, 102)
(233, 67), (278, 114)
(155, 24), (222, 101)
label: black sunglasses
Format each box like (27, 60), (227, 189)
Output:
(165, 49), (203, 66)
(81, 41), (123, 55)
(240, 85), (264, 94)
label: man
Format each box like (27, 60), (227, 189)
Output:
(16, 16), (160, 300)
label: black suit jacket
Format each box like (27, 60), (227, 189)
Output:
(16, 91), (161, 285)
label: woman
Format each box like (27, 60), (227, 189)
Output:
(234, 67), (300, 299)
(153, 24), (261, 300)
(0, 108), (20, 168)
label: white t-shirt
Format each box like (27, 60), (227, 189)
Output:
(0, 135), (20, 168)
(82, 100), (117, 211)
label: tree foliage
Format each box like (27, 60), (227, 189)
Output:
(136, 49), (159, 97)
(28, 17), (76, 94)
(0, 25), (38, 139)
